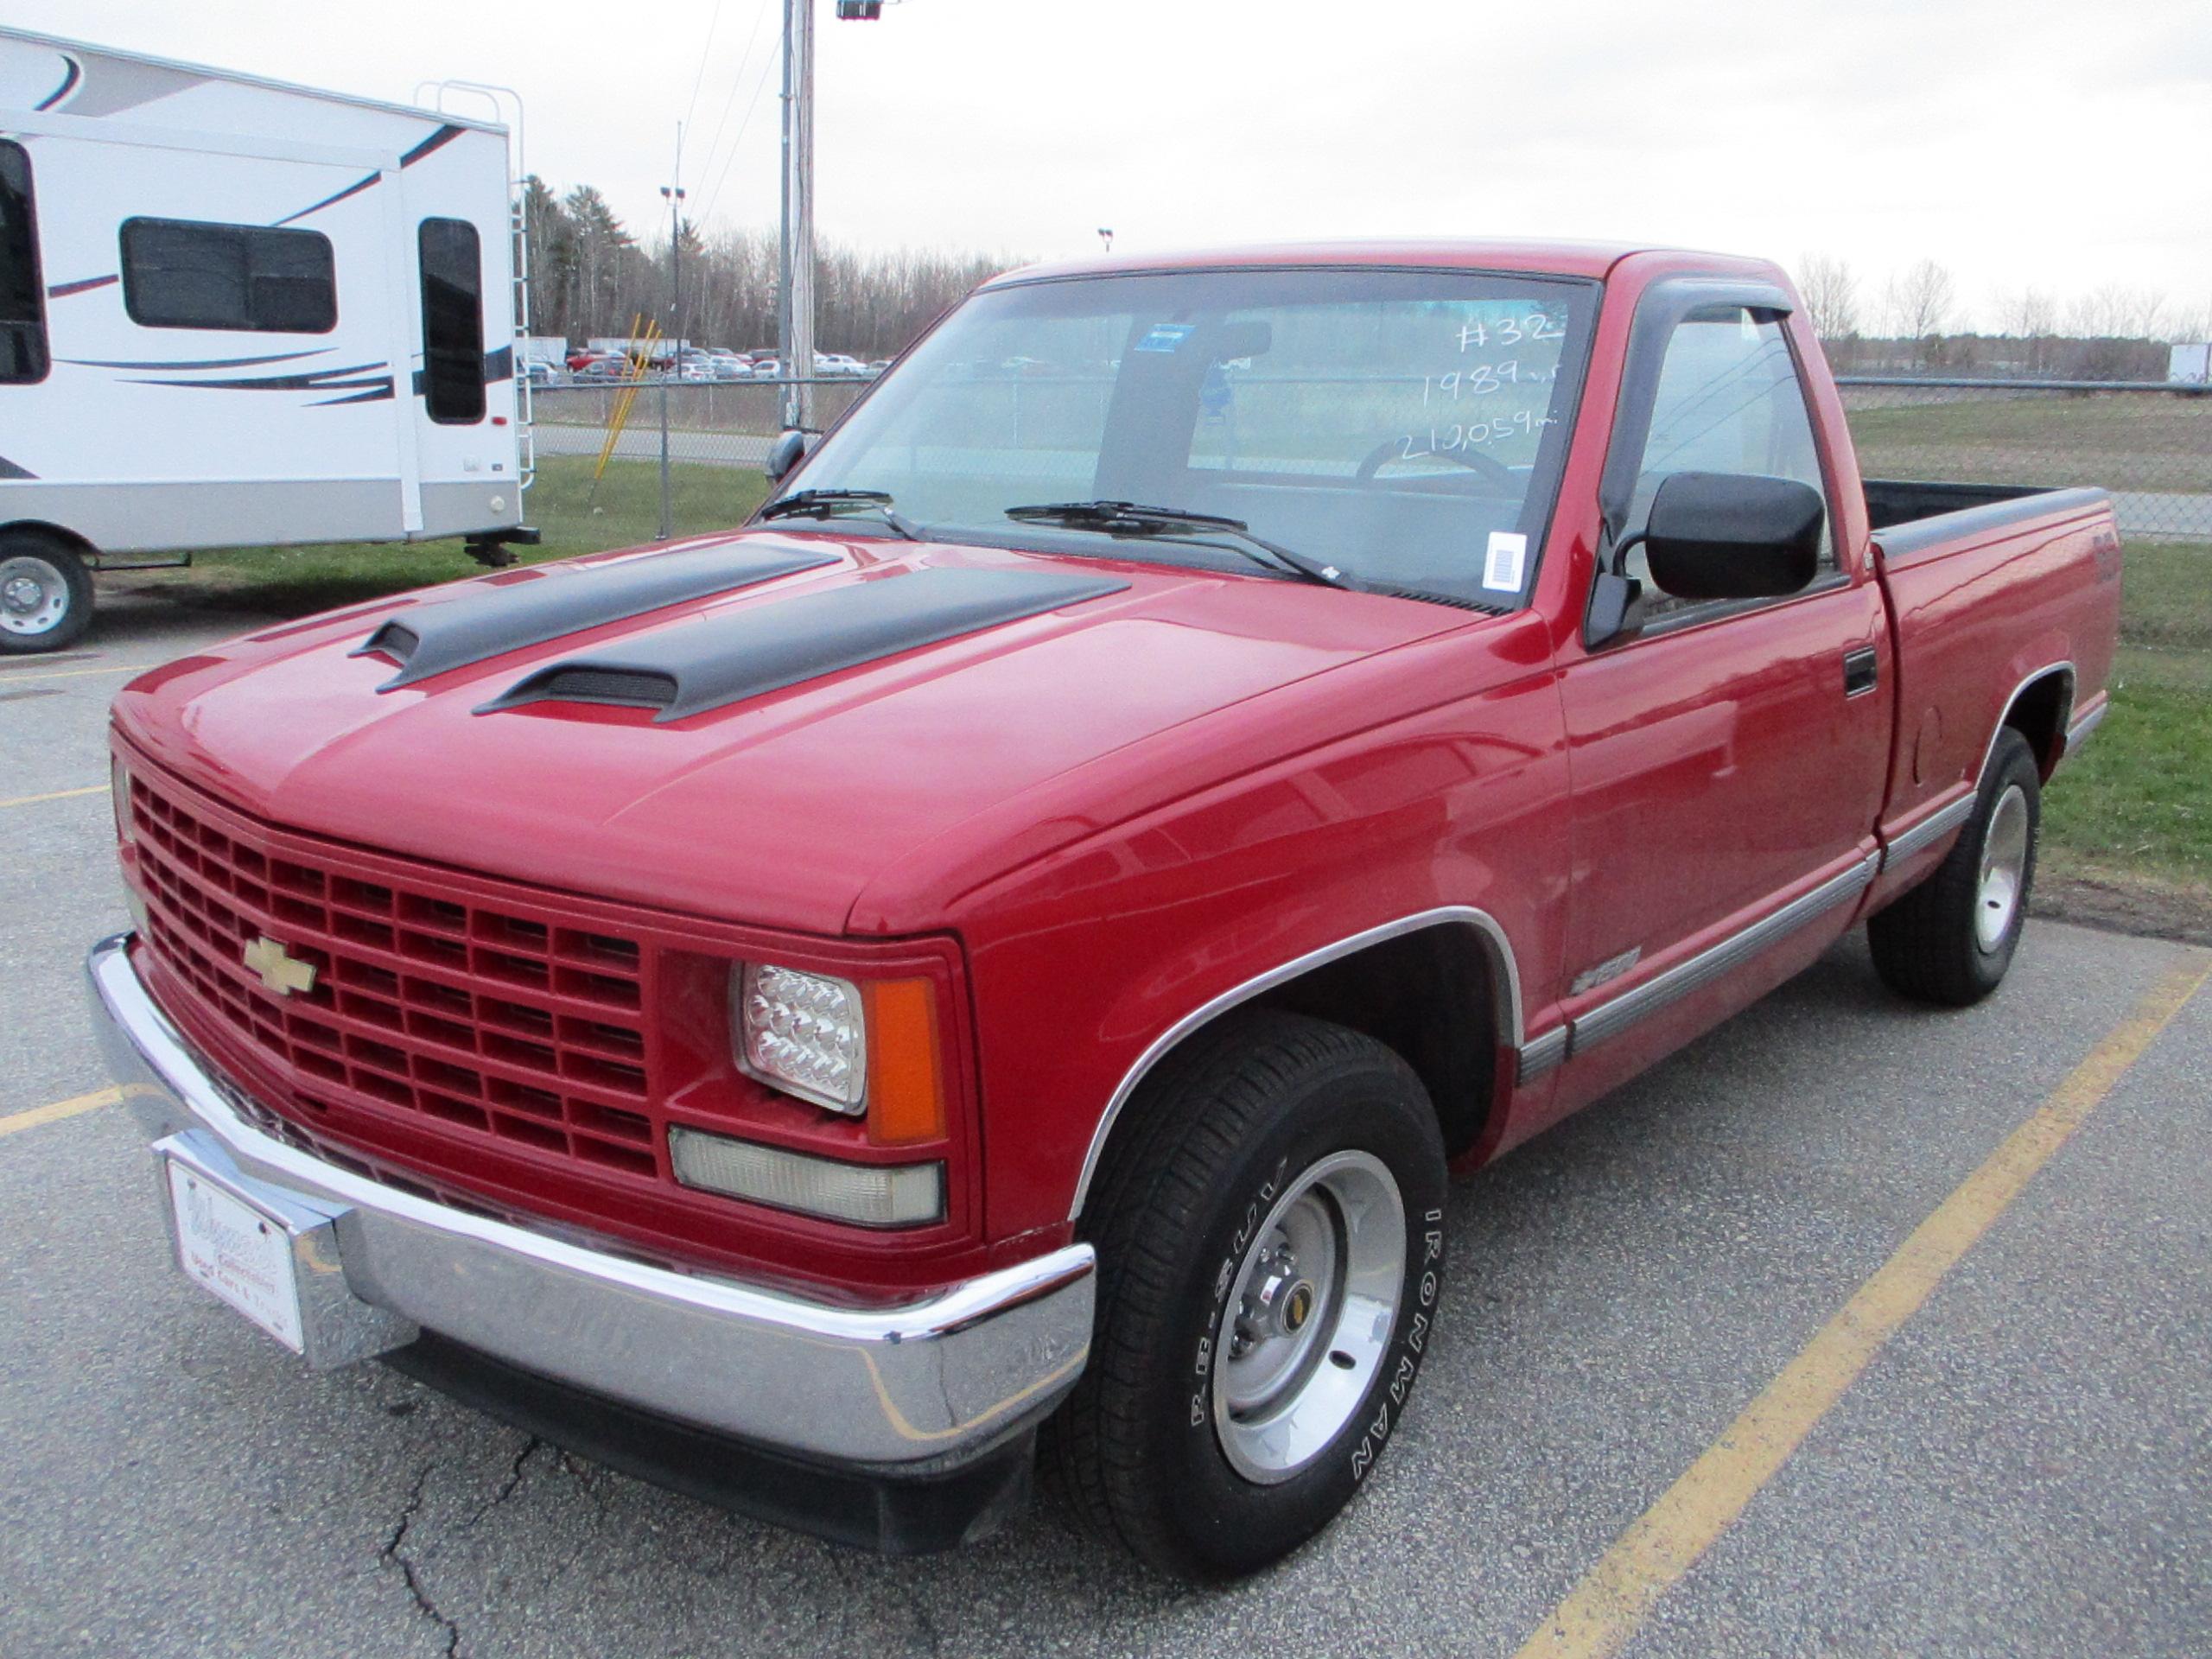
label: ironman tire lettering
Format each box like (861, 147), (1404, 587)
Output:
(1043, 1010), (1448, 1580)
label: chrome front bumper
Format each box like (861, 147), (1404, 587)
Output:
(86, 933), (1094, 1471)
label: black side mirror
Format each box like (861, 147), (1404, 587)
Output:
(1642, 472), (1824, 601)
(764, 428), (812, 485)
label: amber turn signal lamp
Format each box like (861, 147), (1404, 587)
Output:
(861, 977), (945, 1146)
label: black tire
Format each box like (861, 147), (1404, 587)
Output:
(1044, 1010), (1447, 1581)
(1869, 727), (2041, 1006)
(0, 533), (94, 654)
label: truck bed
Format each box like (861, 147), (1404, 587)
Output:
(1864, 478), (2120, 898)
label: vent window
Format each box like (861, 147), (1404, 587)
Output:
(120, 217), (337, 334)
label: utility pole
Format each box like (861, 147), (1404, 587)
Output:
(778, 0), (816, 432)
(778, 1), (890, 432)
(657, 127), (684, 540)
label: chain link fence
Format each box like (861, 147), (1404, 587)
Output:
(516, 373), (2212, 557)
(1838, 378), (2212, 541)
(524, 378), (871, 556)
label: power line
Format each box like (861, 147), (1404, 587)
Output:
(697, 47), (780, 227)
(690, 0), (776, 223)
(678, 0), (728, 138)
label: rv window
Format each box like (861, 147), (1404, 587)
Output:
(119, 218), (337, 334)
(417, 218), (486, 423)
(0, 142), (48, 384)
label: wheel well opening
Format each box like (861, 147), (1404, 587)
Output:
(1248, 924), (1501, 1160)
(0, 519), (97, 560)
(2004, 671), (2074, 779)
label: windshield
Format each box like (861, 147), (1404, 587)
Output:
(781, 266), (1599, 607)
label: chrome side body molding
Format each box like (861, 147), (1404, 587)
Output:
(1883, 794), (1977, 869)
(1565, 855), (1880, 1058)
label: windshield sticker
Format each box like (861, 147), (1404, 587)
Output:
(1483, 531), (1529, 593)
(1134, 322), (1197, 353)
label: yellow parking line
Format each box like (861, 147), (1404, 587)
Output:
(0, 662), (149, 684)
(0, 1085), (124, 1140)
(1514, 957), (2211, 1659)
(0, 784), (104, 810)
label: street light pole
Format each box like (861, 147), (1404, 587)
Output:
(778, 0), (816, 433)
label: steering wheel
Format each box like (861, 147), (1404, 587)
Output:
(1354, 435), (1516, 490)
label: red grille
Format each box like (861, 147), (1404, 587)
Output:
(126, 770), (661, 1182)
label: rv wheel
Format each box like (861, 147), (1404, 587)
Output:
(0, 534), (93, 654)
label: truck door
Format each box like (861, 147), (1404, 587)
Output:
(1554, 290), (1890, 1024)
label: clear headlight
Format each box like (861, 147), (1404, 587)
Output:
(668, 1127), (944, 1228)
(734, 963), (868, 1114)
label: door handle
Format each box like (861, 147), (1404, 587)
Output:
(1843, 645), (1879, 698)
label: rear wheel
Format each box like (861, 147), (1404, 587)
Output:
(0, 535), (93, 654)
(1870, 727), (2041, 1006)
(1046, 1011), (1447, 1580)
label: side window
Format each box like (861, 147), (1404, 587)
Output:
(0, 141), (48, 384)
(1624, 307), (1833, 620)
(120, 218), (337, 333)
(417, 218), (485, 424)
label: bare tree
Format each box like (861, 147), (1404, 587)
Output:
(1884, 259), (1955, 368)
(1997, 286), (2060, 376)
(2066, 284), (2169, 342)
(1796, 253), (1859, 346)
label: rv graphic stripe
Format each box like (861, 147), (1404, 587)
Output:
(0, 454), (35, 480)
(60, 350), (330, 372)
(311, 387), (395, 407)
(47, 275), (118, 299)
(35, 56), (82, 112)
(268, 122), (468, 230)
(410, 346), (512, 398)
(124, 362), (392, 395)
(273, 174), (380, 228)
(399, 124), (467, 168)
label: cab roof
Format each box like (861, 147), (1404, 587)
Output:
(987, 238), (1774, 288)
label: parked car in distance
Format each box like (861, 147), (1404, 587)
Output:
(520, 359), (565, 390)
(865, 359), (892, 376)
(571, 355), (637, 382)
(747, 357), (783, 378)
(91, 238), (2121, 1584)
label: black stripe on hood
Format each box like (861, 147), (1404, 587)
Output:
(360, 540), (842, 690)
(475, 567), (1131, 723)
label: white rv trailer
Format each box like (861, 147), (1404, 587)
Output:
(0, 29), (532, 652)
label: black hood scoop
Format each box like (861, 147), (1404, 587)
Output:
(356, 539), (841, 690)
(475, 566), (1130, 723)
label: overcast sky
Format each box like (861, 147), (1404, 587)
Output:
(18, 0), (2211, 330)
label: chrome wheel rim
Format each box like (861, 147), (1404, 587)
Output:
(0, 555), (69, 638)
(1212, 1149), (1405, 1484)
(1976, 784), (2030, 951)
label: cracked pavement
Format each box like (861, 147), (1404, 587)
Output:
(5, 599), (2212, 1656)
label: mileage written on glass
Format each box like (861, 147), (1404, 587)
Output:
(1390, 302), (1574, 470)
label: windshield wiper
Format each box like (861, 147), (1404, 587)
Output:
(1003, 499), (1348, 588)
(759, 488), (923, 540)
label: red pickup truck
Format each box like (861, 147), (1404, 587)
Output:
(89, 239), (2120, 1580)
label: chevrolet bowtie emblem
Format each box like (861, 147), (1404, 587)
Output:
(243, 936), (317, 997)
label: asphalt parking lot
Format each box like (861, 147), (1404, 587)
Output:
(4, 593), (2210, 1658)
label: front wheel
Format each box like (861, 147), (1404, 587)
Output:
(1046, 1011), (1447, 1580)
(0, 535), (94, 654)
(1869, 726), (2041, 1006)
